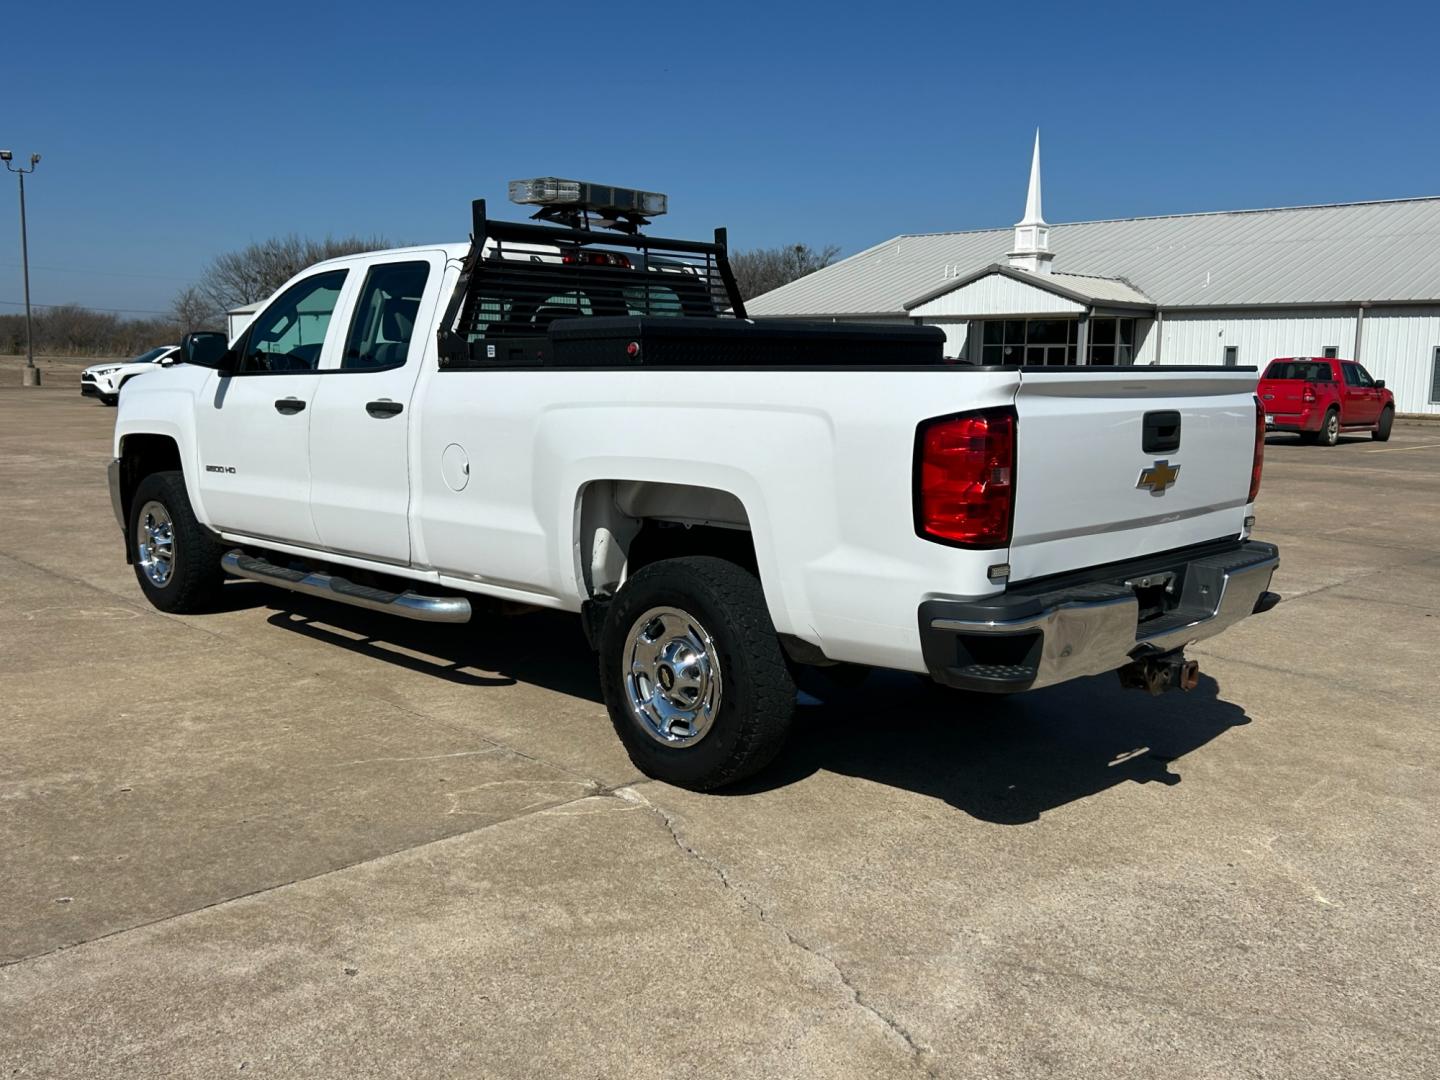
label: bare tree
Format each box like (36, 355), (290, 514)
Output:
(170, 285), (219, 335)
(0, 234), (397, 359)
(730, 243), (842, 302)
(1, 304), (175, 357)
(198, 233), (392, 314)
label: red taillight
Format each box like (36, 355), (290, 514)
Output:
(1302, 385), (1317, 404)
(916, 408), (1016, 547)
(562, 251), (632, 268)
(1249, 395), (1265, 503)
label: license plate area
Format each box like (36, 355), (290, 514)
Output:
(1125, 570), (1181, 623)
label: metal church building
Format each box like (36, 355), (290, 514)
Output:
(747, 133), (1440, 415)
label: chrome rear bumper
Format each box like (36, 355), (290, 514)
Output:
(920, 541), (1280, 692)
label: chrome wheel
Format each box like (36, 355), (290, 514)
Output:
(1324, 412), (1339, 444)
(135, 499), (175, 588)
(624, 606), (723, 747)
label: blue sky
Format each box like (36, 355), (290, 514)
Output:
(3, 0), (1438, 315)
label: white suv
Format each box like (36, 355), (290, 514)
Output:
(81, 346), (178, 406)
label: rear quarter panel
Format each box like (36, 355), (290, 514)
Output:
(413, 367), (1022, 670)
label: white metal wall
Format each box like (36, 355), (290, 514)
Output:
(923, 319), (969, 359)
(1133, 318), (1159, 364)
(910, 274), (1084, 318)
(1149, 307), (1440, 414)
(1358, 306), (1440, 415)
(830, 304), (1438, 412)
(1155, 310), (1358, 371)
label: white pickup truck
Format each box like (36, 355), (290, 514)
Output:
(108, 180), (1279, 789)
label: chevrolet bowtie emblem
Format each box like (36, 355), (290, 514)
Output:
(1137, 459), (1181, 495)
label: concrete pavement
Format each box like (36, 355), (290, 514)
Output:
(1, 387), (1436, 1078)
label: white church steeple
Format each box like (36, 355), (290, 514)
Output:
(1008, 129), (1054, 274)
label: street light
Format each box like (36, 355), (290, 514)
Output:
(3, 150), (42, 387)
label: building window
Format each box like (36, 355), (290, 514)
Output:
(1431, 346), (1440, 404)
(1322, 345), (1339, 358)
(1088, 317), (1136, 365)
(1223, 345), (1239, 367)
(979, 318), (1077, 366)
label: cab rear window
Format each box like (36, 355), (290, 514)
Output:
(1264, 360), (1334, 381)
(453, 260), (720, 367)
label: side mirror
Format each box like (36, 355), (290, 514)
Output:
(1374, 379), (1386, 390)
(180, 331), (235, 373)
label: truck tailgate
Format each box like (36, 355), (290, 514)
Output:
(1008, 369), (1259, 582)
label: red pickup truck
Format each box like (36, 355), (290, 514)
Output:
(1258, 357), (1394, 446)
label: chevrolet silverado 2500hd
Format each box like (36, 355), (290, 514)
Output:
(108, 180), (1280, 790)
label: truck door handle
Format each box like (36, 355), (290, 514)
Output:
(366, 400), (404, 418)
(274, 397), (306, 414)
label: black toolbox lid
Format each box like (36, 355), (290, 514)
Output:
(545, 316), (944, 367)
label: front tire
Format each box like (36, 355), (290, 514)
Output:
(599, 556), (796, 791)
(129, 470), (226, 613)
(1372, 406), (1394, 442)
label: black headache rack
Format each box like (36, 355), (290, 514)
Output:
(436, 199), (944, 370)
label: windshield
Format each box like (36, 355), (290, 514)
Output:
(1264, 360), (1334, 381)
(130, 347), (171, 364)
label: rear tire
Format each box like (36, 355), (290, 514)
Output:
(1372, 406), (1394, 442)
(129, 470), (227, 613)
(1317, 408), (1340, 447)
(599, 556), (796, 791)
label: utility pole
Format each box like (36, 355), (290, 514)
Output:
(2, 150), (42, 387)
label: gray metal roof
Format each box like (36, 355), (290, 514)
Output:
(746, 196), (1440, 317)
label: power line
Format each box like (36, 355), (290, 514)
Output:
(0, 259), (197, 280)
(0, 298), (171, 316)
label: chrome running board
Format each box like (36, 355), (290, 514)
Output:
(221, 550), (471, 624)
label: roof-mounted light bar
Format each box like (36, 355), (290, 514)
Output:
(508, 177), (668, 234)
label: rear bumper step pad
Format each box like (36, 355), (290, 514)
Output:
(920, 540), (1279, 693)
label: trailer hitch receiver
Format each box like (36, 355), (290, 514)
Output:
(1117, 652), (1200, 696)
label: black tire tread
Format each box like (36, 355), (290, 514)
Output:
(130, 470), (227, 614)
(1372, 406), (1394, 442)
(599, 555), (795, 791)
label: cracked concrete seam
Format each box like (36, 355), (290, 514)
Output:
(612, 786), (940, 1078)
(0, 785), (632, 972)
(615, 778), (1436, 1056)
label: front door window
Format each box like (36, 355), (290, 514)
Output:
(238, 270), (348, 373)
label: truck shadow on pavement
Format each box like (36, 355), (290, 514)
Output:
(216, 580), (603, 703)
(734, 670), (1252, 824)
(221, 580), (1249, 823)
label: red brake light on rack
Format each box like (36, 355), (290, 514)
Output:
(561, 251), (632, 268)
